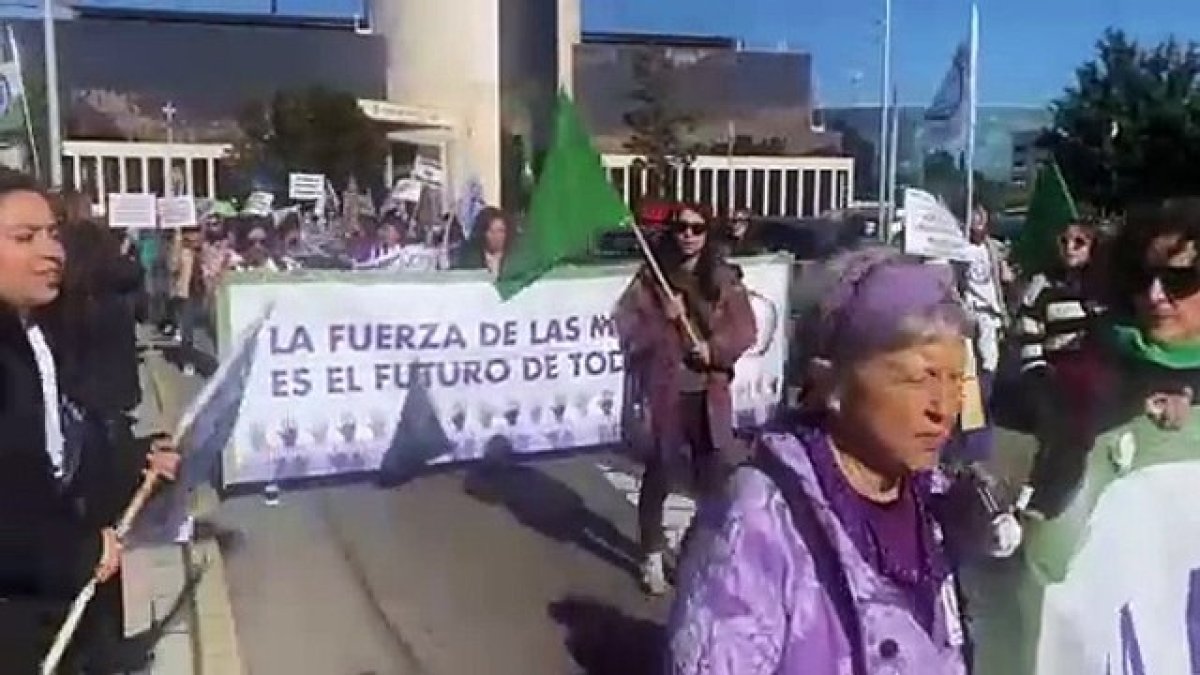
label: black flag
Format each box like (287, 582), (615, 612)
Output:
(378, 362), (453, 486)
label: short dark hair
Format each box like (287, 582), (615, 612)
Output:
(0, 168), (49, 203)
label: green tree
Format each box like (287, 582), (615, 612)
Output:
(1043, 30), (1200, 212)
(921, 150), (1008, 214)
(235, 87), (387, 192)
(623, 48), (697, 200)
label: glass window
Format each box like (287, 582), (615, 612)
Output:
(766, 170), (783, 216)
(802, 170), (816, 217)
(698, 168), (714, 207)
(750, 169), (766, 215)
(147, 158), (165, 196)
(819, 169), (834, 214)
(681, 166), (697, 203)
(192, 159), (210, 197)
(733, 169), (748, 210)
(124, 158), (144, 193)
(716, 169), (731, 216)
(785, 170), (800, 217)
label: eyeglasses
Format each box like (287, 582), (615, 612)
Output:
(671, 221), (707, 236)
(1058, 234), (1092, 250)
(1135, 265), (1200, 300)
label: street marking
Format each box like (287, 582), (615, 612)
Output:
(597, 463), (696, 551)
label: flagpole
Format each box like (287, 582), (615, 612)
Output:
(876, 0), (893, 240)
(964, 3), (979, 223)
(41, 0), (61, 187)
(628, 220), (702, 348)
(887, 85), (900, 228)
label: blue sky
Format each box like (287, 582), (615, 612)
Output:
(74, 0), (1200, 107)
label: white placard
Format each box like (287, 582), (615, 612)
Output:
(391, 179), (424, 204)
(412, 156), (443, 185)
(244, 191), (274, 217)
(106, 193), (157, 230)
(902, 187), (971, 262)
(158, 196), (198, 229)
(289, 173), (326, 201)
(218, 257), (792, 486)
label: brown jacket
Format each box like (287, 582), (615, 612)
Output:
(615, 262), (757, 466)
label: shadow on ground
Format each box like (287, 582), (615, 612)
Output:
(549, 596), (664, 675)
(463, 440), (642, 579)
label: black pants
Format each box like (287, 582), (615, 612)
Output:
(638, 393), (726, 556)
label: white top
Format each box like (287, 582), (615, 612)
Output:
(25, 322), (64, 478)
(962, 241), (1005, 372)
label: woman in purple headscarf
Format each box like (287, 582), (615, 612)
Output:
(668, 247), (977, 674)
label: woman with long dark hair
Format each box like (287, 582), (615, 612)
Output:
(614, 203), (756, 595)
(457, 207), (512, 276)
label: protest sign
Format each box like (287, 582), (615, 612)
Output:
(412, 156), (443, 185)
(107, 193), (157, 229)
(973, 460), (1200, 675)
(244, 191), (274, 217)
(391, 179), (423, 204)
(903, 187), (970, 261)
(158, 195), (197, 229)
(289, 173), (325, 201)
(217, 256), (791, 486)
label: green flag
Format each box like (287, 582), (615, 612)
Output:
(1013, 161), (1079, 275)
(496, 92), (631, 300)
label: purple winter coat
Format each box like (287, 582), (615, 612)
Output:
(667, 430), (968, 675)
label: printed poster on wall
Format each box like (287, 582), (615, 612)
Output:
(218, 257), (791, 486)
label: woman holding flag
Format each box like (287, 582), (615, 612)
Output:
(614, 203), (756, 596)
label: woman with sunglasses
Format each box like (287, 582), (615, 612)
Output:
(1011, 220), (1107, 512)
(972, 198), (1200, 673)
(615, 203), (756, 595)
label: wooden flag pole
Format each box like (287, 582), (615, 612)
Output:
(41, 472), (163, 674)
(628, 219), (703, 348)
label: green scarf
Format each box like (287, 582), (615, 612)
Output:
(1111, 323), (1200, 370)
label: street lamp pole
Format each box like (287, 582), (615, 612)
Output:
(876, 0), (893, 240)
(162, 101), (177, 196)
(43, 0), (62, 187)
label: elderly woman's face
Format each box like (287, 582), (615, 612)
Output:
(838, 336), (966, 473)
(1135, 233), (1200, 344)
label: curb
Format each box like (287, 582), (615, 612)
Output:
(144, 352), (246, 675)
(188, 538), (244, 675)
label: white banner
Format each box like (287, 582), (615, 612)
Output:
(289, 173), (325, 201)
(903, 187), (970, 261)
(219, 258), (791, 486)
(158, 195), (197, 229)
(107, 193), (157, 229)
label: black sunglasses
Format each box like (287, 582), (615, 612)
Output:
(1135, 265), (1200, 300)
(1058, 234), (1091, 250)
(670, 221), (708, 236)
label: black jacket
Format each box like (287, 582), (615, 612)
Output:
(0, 310), (104, 671)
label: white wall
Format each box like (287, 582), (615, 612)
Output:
(371, 0), (582, 209)
(372, 0), (503, 204)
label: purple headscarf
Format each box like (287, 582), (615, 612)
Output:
(810, 248), (961, 362)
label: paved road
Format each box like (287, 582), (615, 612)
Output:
(213, 453), (669, 675)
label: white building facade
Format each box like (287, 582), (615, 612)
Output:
(602, 154), (855, 219)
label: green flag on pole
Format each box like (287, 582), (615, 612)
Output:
(1013, 161), (1079, 275)
(496, 92), (631, 300)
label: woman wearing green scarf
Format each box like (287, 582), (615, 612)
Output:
(972, 198), (1200, 674)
